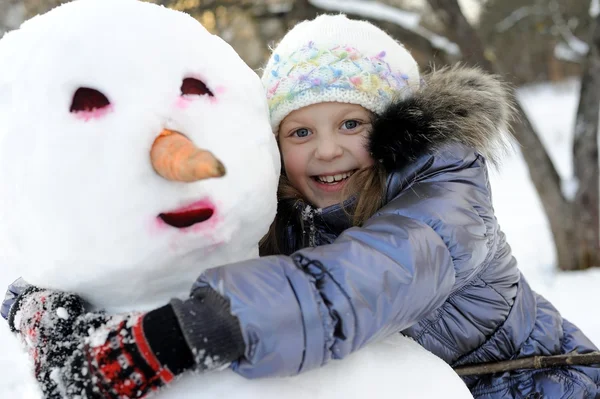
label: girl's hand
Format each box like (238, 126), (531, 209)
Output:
(55, 295), (241, 399)
(60, 311), (186, 399)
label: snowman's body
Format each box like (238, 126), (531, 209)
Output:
(0, 1), (472, 398)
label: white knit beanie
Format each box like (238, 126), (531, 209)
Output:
(261, 14), (420, 132)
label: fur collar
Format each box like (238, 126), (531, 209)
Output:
(368, 66), (515, 172)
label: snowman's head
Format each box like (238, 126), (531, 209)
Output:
(0, 0), (280, 311)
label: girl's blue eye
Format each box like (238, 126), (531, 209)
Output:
(293, 128), (311, 138)
(343, 120), (360, 130)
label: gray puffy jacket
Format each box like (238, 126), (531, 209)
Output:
(194, 67), (600, 398)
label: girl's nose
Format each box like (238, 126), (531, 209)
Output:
(314, 136), (344, 161)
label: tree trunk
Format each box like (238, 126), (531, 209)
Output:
(569, 11), (600, 270)
(426, 0), (493, 71)
(512, 102), (578, 270)
(426, 0), (584, 270)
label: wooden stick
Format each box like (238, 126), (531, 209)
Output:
(454, 352), (600, 376)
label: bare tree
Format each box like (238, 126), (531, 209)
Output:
(571, 8), (600, 269)
(427, 0), (600, 270)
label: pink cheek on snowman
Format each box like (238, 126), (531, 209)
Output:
(175, 96), (194, 109)
(72, 104), (114, 121)
(210, 86), (226, 104)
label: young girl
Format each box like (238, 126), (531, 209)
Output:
(5, 14), (600, 399)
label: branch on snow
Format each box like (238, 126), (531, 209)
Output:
(454, 352), (600, 376)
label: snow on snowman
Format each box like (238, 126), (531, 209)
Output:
(0, 0), (472, 398)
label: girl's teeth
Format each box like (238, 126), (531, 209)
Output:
(317, 171), (353, 183)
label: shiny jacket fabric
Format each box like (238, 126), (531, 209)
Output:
(194, 67), (600, 398)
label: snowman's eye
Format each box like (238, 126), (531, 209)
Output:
(181, 78), (213, 97)
(70, 87), (110, 113)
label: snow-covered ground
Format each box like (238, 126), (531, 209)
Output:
(1, 79), (599, 395)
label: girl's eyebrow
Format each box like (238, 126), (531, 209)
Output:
(337, 109), (370, 119)
(280, 121), (304, 131)
(281, 116), (314, 128)
(281, 118), (303, 126)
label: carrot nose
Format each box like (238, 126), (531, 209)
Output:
(150, 129), (226, 182)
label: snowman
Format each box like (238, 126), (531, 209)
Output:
(0, 0), (472, 398)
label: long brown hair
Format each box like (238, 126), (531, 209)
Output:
(259, 162), (387, 256)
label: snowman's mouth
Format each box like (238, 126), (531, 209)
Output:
(159, 208), (213, 228)
(158, 201), (215, 228)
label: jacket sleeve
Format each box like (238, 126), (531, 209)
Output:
(1, 277), (31, 320)
(193, 171), (490, 379)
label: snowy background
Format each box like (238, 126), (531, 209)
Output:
(1, 78), (599, 396)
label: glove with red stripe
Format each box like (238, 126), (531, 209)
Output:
(65, 307), (195, 398)
(10, 286), (245, 398)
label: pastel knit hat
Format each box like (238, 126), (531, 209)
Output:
(261, 14), (420, 132)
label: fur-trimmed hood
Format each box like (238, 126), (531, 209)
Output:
(369, 66), (515, 172)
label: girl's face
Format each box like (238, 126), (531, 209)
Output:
(278, 102), (374, 208)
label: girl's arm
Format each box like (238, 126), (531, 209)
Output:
(192, 156), (491, 379)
